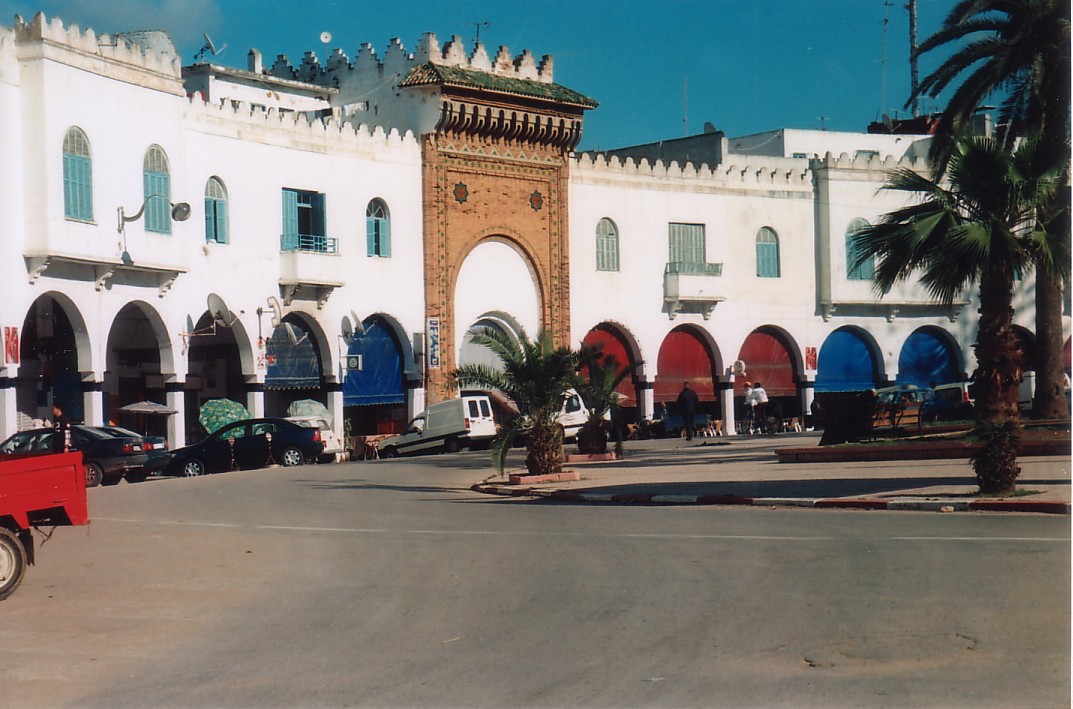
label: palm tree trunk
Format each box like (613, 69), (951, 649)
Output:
(524, 423), (564, 476)
(1032, 254), (1069, 420)
(971, 266), (1022, 494)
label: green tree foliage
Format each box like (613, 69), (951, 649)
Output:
(855, 134), (1067, 492)
(450, 328), (578, 477)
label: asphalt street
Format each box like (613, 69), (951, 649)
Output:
(1, 451), (1069, 708)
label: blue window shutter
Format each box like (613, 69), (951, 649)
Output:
(204, 197), (214, 242)
(757, 241), (779, 277)
(216, 198), (228, 244)
(366, 216), (376, 255)
(63, 154), (92, 220)
(380, 217), (391, 257)
(144, 170), (170, 234)
(282, 189), (298, 250)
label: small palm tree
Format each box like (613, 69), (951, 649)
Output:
(855, 133), (1067, 493)
(912, 0), (1071, 418)
(450, 327), (578, 477)
(575, 346), (637, 455)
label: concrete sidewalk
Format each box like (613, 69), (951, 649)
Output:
(472, 433), (1072, 514)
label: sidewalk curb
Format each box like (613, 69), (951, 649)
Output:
(471, 484), (1071, 514)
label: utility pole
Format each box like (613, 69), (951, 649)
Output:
(908, 0), (920, 117)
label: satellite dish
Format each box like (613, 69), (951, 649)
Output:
(882, 113), (895, 132)
(195, 33), (227, 62)
(207, 293), (232, 327)
(320, 31), (332, 45)
(186, 315), (195, 333)
(282, 322), (307, 346)
(171, 202), (191, 222)
(349, 311), (368, 337)
(341, 317), (354, 341)
(703, 121), (717, 134)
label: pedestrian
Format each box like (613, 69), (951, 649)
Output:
(742, 381), (756, 433)
(51, 404), (71, 452)
(676, 381), (700, 440)
(748, 381), (769, 433)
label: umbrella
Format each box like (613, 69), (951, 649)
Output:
(198, 398), (249, 435)
(120, 401), (177, 415)
(286, 399), (332, 425)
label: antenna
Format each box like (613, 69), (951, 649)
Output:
(880, 0), (891, 118)
(195, 33), (227, 62)
(683, 75), (688, 137)
(473, 21), (490, 45)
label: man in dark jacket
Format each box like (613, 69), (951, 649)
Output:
(676, 382), (700, 440)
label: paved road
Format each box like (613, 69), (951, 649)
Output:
(1, 453), (1068, 708)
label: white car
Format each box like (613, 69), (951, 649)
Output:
(287, 416), (343, 463)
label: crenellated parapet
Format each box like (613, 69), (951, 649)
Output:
(184, 93), (420, 155)
(572, 152), (814, 191)
(12, 12), (181, 80)
(816, 150), (928, 173)
(265, 32), (555, 88)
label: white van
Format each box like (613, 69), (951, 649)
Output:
(378, 395), (496, 457)
(557, 389), (592, 440)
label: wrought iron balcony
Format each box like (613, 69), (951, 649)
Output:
(280, 233), (338, 254)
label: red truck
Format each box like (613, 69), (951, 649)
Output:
(0, 452), (89, 600)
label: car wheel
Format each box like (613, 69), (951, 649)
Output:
(380, 445), (398, 459)
(84, 462), (103, 488)
(280, 446), (304, 467)
(444, 437), (461, 454)
(0, 528), (27, 601)
(181, 459), (206, 477)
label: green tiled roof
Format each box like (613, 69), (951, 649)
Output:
(400, 63), (598, 109)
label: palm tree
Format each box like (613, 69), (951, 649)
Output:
(575, 346), (637, 455)
(911, 0), (1071, 419)
(854, 133), (1067, 493)
(450, 327), (578, 477)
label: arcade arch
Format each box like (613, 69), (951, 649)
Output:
(654, 325), (722, 421)
(16, 294), (90, 426)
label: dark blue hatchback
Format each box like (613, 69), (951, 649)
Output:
(161, 418), (323, 478)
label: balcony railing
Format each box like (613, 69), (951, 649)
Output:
(280, 233), (338, 254)
(665, 261), (722, 276)
(663, 261), (724, 320)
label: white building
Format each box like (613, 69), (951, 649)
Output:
(0, 13), (1065, 448)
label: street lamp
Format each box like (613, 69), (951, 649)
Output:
(116, 196), (191, 264)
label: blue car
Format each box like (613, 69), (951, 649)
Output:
(162, 418), (323, 478)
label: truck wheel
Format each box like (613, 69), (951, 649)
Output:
(182, 459), (206, 477)
(280, 446), (304, 467)
(380, 446), (398, 459)
(84, 462), (104, 488)
(444, 437), (461, 454)
(0, 528), (27, 601)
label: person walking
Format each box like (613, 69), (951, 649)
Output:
(749, 381), (769, 433)
(51, 404), (71, 452)
(676, 381), (700, 440)
(742, 381), (756, 433)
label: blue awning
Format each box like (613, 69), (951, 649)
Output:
(265, 323), (321, 390)
(344, 320), (405, 406)
(815, 330), (877, 392)
(896, 331), (958, 387)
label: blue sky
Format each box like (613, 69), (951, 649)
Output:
(4, 0), (958, 150)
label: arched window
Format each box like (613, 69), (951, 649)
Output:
(366, 199), (391, 257)
(204, 177), (228, 244)
(755, 226), (780, 278)
(143, 145), (172, 234)
(595, 218), (620, 271)
(846, 217), (875, 280)
(62, 127), (93, 221)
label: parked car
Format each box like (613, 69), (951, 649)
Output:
(0, 425), (152, 487)
(161, 418), (323, 477)
(927, 382), (974, 421)
(379, 395), (497, 458)
(286, 416), (343, 463)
